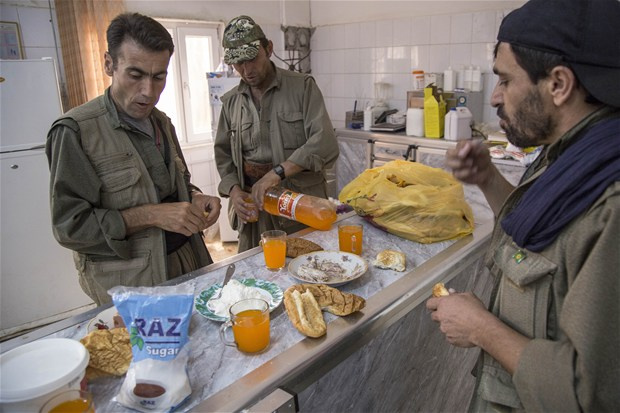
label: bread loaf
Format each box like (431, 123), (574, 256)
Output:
(286, 238), (323, 258)
(372, 249), (406, 272)
(285, 284), (365, 316)
(283, 284), (365, 337)
(284, 289), (327, 337)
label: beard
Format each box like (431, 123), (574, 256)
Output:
(498, 88), (555, 148)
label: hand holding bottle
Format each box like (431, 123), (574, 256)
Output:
(230, 186), (258, 224)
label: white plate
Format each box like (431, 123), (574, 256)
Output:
(86, 307), (117, 332)
(288, 250), (368, 287)
(195, 279), (283, 322)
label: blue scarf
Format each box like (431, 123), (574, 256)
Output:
(501, 118), (620, 252)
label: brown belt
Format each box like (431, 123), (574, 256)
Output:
(243, 160), (273, 187)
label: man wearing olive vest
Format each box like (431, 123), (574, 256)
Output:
(427, 0), (620, 411)
(46, 13), (220, 305)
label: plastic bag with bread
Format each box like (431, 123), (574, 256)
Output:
(284, 284), (365, 337)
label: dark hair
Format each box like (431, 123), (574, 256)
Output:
(107, 13), (174, 65)
(493, 41), (601, 104)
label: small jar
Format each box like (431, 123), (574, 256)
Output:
(412, 70), (425, 90)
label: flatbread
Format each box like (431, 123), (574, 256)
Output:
(286, 238), (323, 258)
(80, 328), (132, 376)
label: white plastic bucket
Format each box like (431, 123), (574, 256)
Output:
(0, 338), (89, 412)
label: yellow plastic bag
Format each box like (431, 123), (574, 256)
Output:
(338, 160), (474, 243)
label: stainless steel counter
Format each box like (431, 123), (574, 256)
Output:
(2, 191), (500, 413)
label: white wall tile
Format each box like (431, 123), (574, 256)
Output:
(391, 73), (410, 101)
(411, 45), (430, 72)
(311, 49), (328, 74)
(330, 49), (346, 74)
(375, 47), (389, 74)
(470, 43), (492, 73)
(391, 46), (411, 74)
(313, 73), (332, 97)
(482, 72), (498, 104)
(375, 20), (393, 48)
(430, 15), (450, 44)
(330, 25), (346, 50)
(429, 44), (450, 73)
(332, 74), (346, 97)
(472, 11), (497, 43)
(449, 44), (471, 69)
(343, 48), (360, 74)
(359, 21), (376, 48)
(392, 18), (412, 47)
(312, 26), (330, 51)
(344, 23), (360, 49)
(17, 7), (55, 48)
(450, 13), (472, 44)
(411, 16), (431, 45)
(358, 48), (374, 74)
(359, 73), (375, 103)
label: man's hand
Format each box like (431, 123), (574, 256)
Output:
(191, 192), (221, 229)
(230, 186), (259, 224)
(445, 140), (515, 215)
(445, 140), (494, 186)
(426, 291), (490, 348)
(426, 290), (530, 374)
(251, 171), (281, 210)
(122, 202), (213, 236)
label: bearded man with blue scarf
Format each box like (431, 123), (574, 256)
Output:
(426, 0), (620, 411)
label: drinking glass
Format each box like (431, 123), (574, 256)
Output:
(39, 389), (94, 413)
(219, 299), (270, 353)
(261, 230), (287, 271)
(338, 223), (363, 255)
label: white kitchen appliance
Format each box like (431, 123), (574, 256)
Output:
(207, 76), (240, 242)
(0, 59), (93, 338)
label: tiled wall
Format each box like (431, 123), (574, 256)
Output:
(311, 9), (514, 129)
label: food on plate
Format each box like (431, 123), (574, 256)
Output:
(296, 255), (353, 282)
(208, 279), (265, 317)
(372, 249), (406, 272)
(80, 328), (132, 377)
(285, 289), (327, 338)
(432, 282), (450, 297)
(286, 237), (323, 258)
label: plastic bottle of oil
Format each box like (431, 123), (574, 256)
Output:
(263, 187), (337, 231)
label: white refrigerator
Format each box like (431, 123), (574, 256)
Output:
(0, 59), (93, 338)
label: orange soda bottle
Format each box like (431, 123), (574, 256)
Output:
(263, 186), (337, 231)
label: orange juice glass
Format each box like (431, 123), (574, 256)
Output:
(338, 224), (363, 255)
(244, 197), (259, 223)
(40, 390), (94, 413)
(261, 230), (287, 271)
(219, 299), (270, 353)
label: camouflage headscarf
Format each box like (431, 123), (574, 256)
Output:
(222, 15), (266, 64)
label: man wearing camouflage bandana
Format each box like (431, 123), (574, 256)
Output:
(214, 15), (339, 252)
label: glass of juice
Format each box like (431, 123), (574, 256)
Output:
(219, 299), (270, 353)
(244, 197), (259, 223)
(260, 230), (287, 271)
(39, 389), (94, 413)
(338, 223), (363, 255)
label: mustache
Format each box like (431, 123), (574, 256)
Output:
(497, 106), (505, 120)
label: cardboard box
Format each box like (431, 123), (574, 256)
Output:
(407, 91), (425, 109)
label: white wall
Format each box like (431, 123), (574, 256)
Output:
(311, 9), (516, 128)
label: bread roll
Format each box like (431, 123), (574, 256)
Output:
(372, 250), (406, 272)
(285, 284), (365, 316)
(432, 282), (450, 297)
(284, 289), (327, 337)
(286, 238), (323, 258)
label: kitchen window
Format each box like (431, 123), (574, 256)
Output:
(156, 19), (223, 145)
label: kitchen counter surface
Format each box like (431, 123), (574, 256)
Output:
(2, 171), (523, 411)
